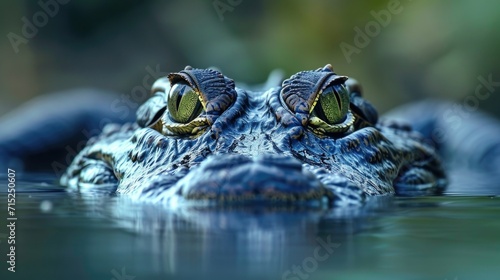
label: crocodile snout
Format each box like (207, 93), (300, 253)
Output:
(177, 154), (330, 204)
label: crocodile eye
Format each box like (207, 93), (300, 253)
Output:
(161, 67), (237, 137)
(280, 65), (356, 136)
(312, 84), (350, 124)
(167, 81), (204, 123)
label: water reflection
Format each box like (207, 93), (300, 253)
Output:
(2, 178), (499, 279)
(68, 191), (394, 278)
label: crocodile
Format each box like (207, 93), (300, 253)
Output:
(58, 65), (447, 206)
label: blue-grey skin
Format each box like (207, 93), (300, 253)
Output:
(60, 65), (446, 207)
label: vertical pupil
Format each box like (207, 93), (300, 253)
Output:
(176, 89), (183, 110)
(333, 86), (342, 111)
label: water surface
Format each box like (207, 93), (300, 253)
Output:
(0, 173), (499, 280)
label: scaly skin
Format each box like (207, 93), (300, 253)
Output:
(61, 65), (446, 206)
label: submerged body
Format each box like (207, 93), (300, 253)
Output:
(61, 65), (446, 206)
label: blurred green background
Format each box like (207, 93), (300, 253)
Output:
(1, 0), (499, 118)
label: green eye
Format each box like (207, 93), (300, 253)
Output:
(167, 81), (204, 123)
(312, 84), (350, 124)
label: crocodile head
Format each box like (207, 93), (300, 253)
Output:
(61, 65), (446, 207)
